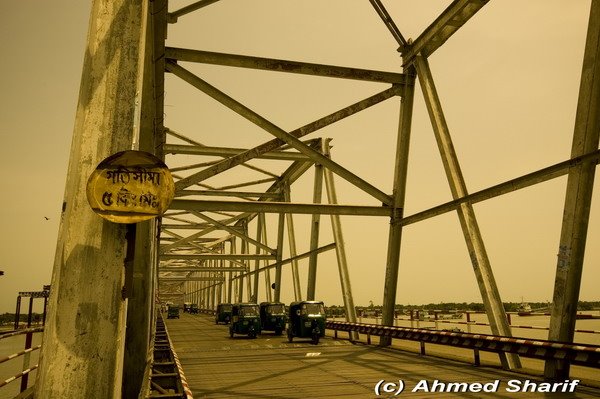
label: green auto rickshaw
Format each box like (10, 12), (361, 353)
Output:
(229, 303), (261, 338)
(287, 301), (326, 344)
(190, 303), (199, 314)
(167, 304), (180, 319)
(215, 303), (233, 324)
(259, 302), (287, 335)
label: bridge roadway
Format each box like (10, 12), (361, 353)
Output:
(165, 313), (600, 398)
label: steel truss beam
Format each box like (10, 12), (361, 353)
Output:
(165, 61), (394, 205)
(160, 254), (275, 261)
(160, 277), (225, 282)
(164, 143), (309, 161)
(402, 0), (490, 65)
(164, 86), (399, 196)
(192, 211), (276, 254)
(168, 0), (220, 23)
(159, 267), (247, 272)
(415, 54), (519, 369)
(402, 149), (600, 226)
(546, 0), (600, 380)
(169, 199), (392, 216)
(165, 47), (406, 84)
(231, 243), (337, 281)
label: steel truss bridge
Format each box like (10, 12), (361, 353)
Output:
(11, 0), (600, 397)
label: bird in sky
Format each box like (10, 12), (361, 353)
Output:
(44, 217), (49, 220)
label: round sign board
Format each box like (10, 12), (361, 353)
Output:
(86, 150), (174, 223)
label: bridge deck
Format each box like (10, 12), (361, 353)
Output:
(166, 314), (600, 398)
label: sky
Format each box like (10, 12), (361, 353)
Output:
(0, 1), (598, 313)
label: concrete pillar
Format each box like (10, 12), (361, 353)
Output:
(35, 1), (146, 397)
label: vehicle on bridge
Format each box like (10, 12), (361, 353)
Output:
(215, 303), (233, 324)
(259, 301), (286, 335)
(229, 303), (261, 338)
(190, 303), (199, 314)
(167, 304), (180, 319)
(287, 301), (326, 344)
(183, 302), (192, 313)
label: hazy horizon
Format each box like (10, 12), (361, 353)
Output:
(1, 1), (598, 314)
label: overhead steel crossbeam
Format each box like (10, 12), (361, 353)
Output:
(231, 243), (337, 281)
(170, 199), (392, 217)
(159, 267), (247, 272)
(160, 277), (225, 282)
(164, 143), (310, 161)
(165, 78), (400, 196)
(402, 0), (489, 64)
(165, 47), (406, 84)
(159, 157), (316, 265)
(192, 211), (276, 254)
(165, 61), (394, 205)
(368, 0), (407, 49)
(168, 0), (220, 23)
(175, 190), (282, 199)
(166, 128), (280, 177)
(160, 218), (241, 254)
(401, 149), (600, 227)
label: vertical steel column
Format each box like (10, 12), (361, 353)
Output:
(261, 213), (273, 302)
(273, 206), (286, 302)
(545, 0), (600, 381)
(242, 221), (253, 301)
(414, 55), (520, 369)
(322, 139), (358, 332)
(35, 1), (144, 397)
(307, 147), (324, 300)
(252, 214), (263, 301)
(227, 239), (233, 303)
(233, 238), (243, 303)
(204, 269), (210, 308)
(216, 269), (223, 305)
(210, 275), (216, 310)
(284, 185), (302, 301)
(380, 67), (415, 347)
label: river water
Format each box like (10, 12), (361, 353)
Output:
(348, 311), (600, 345)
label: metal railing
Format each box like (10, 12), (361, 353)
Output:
(326, 321), (600, 369)
(0, 327), (43, 396)
(139, 314), (193, 399)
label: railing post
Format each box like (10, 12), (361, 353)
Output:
(14, 295), (21, 330)
(26, 297), (34, 328)
(42, 296), (48, 326)
(474, 349), (481, 366)
(20, 331), (33, 392)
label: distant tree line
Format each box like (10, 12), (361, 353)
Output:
(0, 312), (44, 326)
(325, 301), (600, 316)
